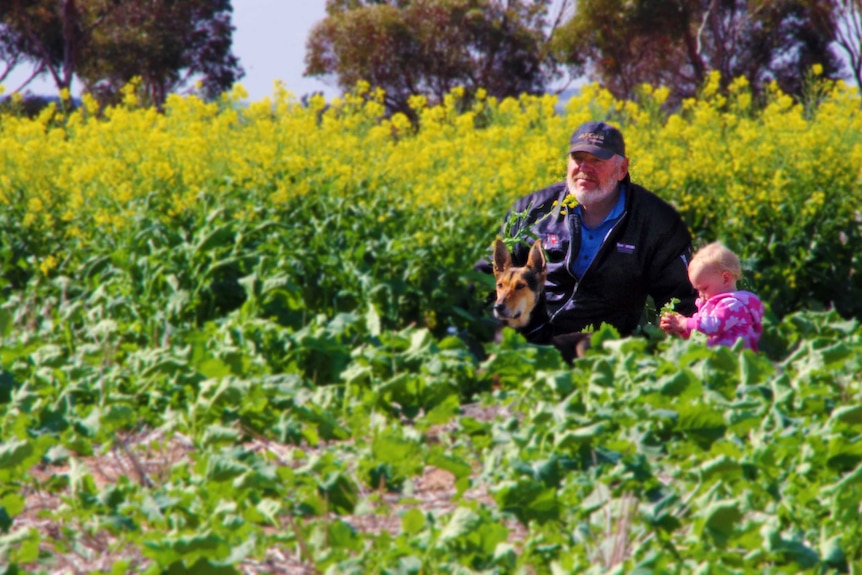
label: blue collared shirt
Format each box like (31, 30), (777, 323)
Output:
(571, 186), (627, 278)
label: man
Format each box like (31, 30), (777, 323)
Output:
(480, 120), (697, 345)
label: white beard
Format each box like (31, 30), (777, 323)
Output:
(566, 173), (619, 208)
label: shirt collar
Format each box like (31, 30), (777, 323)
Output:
(575, 184), (627, 227)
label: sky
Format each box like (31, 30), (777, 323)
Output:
(2, 1), (339, 103)
(230, 1), (338, 101)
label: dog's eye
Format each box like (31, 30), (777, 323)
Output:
(496, 282), (503, 289)
(515, 283), (526, 290)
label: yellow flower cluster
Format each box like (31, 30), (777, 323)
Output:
(626, 73), (862, 235)
(1, 71), (860, 262)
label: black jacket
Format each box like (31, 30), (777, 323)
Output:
(479, 181), (697, 339)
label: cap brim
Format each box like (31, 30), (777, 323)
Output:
(568, 144), (617, 160)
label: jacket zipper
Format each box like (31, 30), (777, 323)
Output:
(549, 208), (629, 324)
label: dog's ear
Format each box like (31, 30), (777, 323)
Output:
(526, 239), (546, 276)
(493, 238), (511, 278)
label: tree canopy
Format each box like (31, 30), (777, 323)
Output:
(0, 0), (243, 107)
(557, 0), (844, 105)
(306, 0), (850, 113)
(305, 0), (577, 118)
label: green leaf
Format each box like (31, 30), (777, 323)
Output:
(222, 537), (256, 565)
(196, 357), (233, 379)
(822, 461), (862, 495)
(200, 425), (241, 448)
(76, 407), (104, 438)
(675, 405), (726, 450)
(0, 309), (12, 338)
(163, 559), (238, 575)
(701, 500), (741, 547)
(642, 493), (682, 533)
(319, 471), (358, 515)
(0, 527), (40, 563)
(820, 534), (846, 567)
(256, 499), (281, 526)
(109, 560), (133, 575)
(831, 405), (862, 426)
(0, 506), (11, 533)
(658, 371), (693, 396)
(401, 508), (426, 535)
(165, 531), (225, 555)
(328, 519), (361, 550)
(439, 507), (480, 543)
(421, 394), (460, 426)
(205, 456), (249, 482)
(369, 429), (424, 484)
(366, 302), (381, 337)
(192, 221), (234, 256)
(0, 369), (17, 405)
(555, 422), (606, 449)
(493, 542), (518, 569)
(102, 404), (135, 430)
(820, 341), (853, 370)
(407, 328), (434, 356)
(0, 440), (32, 471)
(492, 478), (560, 525)
(589, 323), (622, 350)
(739, 351), (773, 386)
(697, 455), (743, 483)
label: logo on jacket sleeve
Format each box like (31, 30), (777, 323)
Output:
(543, 234), (562, 249)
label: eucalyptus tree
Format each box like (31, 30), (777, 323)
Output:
(555, 0), (844, 106)
(0, 0), (243, 106)
(832, 0), (862, 88)
(304, 0), (579, 119)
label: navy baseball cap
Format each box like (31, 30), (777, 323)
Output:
(568, 121), (626, 159)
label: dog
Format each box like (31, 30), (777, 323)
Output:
(492, 238), (591, 363)
(492, 238), (547, 330)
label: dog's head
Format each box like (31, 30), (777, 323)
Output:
(492, 238), (547, 329)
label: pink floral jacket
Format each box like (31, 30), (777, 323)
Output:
(682, 291), (765, 351)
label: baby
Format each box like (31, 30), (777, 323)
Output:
(660, 242), (765, 351)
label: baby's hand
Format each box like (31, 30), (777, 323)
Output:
(660, 312), (685, 335)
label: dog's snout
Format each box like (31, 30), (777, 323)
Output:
(493, 302), (505, 313)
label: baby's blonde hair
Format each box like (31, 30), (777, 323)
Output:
(690, 242), (742, 280)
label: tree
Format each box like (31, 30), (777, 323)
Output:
(554, 0), (845, 106)
(0, 0), (243, 106)
(0, 0), (82, 93)
(0, 17), (25, 86)
(304, 0), (579, 118)
(79, 0), (244, 106)
(832, 0), (862, 88)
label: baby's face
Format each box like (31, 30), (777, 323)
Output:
(688, 264), (733, 300)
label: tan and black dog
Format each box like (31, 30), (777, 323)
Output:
(492, 238), (547, 329)
(491, 237), (590, 362)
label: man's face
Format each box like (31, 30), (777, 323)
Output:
(566, 152), (629, 207)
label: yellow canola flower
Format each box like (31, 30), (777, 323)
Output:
(0, 73), (859, 277)
(39, 254), (59, 276)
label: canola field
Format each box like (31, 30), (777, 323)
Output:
(0, 73), (861, 573)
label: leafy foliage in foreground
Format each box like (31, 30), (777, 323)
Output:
(1, 306), (861, 573)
